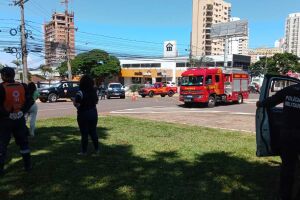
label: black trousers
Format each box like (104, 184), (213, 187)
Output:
(77, 108), (99, 153)
(279, 129), (300, 200)
(0, 117), (31, 168)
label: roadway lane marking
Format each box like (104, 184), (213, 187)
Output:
(110, 107), (255, 116)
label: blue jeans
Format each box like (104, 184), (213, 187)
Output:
(77, 108), (99, 153)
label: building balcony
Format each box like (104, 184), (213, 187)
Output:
(206, 11), (213, 16)
(206, 41), (212, 45)
(207, 4), (213, 10)
(206, 18), (213, 22)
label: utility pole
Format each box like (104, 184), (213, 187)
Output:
(62, 0), (72, 81)
(224, 36), (229, 70)
(14, 0), (29, 83)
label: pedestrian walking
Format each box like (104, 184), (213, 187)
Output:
(257, 83), (300, 200)
(27, 82), (39, 137)
(73, 75), (99, 155)
(0, 67), (33, 175)
(99, 83), (106, 100)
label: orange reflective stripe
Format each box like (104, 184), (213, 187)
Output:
(2, 82), (26, 113)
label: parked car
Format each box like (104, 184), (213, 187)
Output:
(39, 81), (80, 103)
(106, 83), (125, 99)
(138, 82), (177, 98)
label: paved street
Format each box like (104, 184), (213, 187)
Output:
(37, 94), (259, 133)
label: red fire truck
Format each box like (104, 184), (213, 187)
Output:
(179, 67), (249, 107)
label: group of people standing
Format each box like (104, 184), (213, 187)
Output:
(0, 67), (99, 175)
(3, 63), (300, 199)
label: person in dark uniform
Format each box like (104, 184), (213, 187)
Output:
(0, 67), (33, 175)
(257, 83), (300, 200)
(73, 75), (99, 155)
(99, 83), (106, 100)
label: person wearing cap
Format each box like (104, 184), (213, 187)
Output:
(0, 67), (33, 175)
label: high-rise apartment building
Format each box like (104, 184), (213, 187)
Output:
(228, 17), (248, 56)
(191, 0), (231, 57)
(274, 38), (285, 51)
(285, 13), (300, 57)
(44, 12), (75, 67)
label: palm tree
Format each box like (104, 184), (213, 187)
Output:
(40, 64), (53, 77)
(11, 60), (22, 80)
(12, 60), (21, 69)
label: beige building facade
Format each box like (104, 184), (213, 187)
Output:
(191, 0), (231, 57)
(248, 48), (282, 63)
(44, 12), (75, 67)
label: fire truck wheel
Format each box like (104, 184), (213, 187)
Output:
(207, 96), (216, 108)
(167, 91), (174, 97)
(161, 94), (166, 97)
(149, 91), (154, 98)
(237, 94), (243, 104)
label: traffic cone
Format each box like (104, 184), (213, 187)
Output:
(131, 93), (137, 101)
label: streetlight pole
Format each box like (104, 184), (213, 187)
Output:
(224, 36), (229, 70)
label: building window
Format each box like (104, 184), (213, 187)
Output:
(176, 63), (186, 67)
(151, 63), (161, 68)
(141, 64), (151, 68)
(122, 64), (131, 68)
(132, 77), (142, 84)
(132, 64), (141, 68)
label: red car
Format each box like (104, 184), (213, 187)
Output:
(138, 82), (177, 98)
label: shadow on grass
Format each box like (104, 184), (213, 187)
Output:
(0, 125), (281, 200)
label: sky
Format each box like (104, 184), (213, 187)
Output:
(0, 0), (300, 68)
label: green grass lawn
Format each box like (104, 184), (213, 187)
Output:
(0, 116), (281, 200)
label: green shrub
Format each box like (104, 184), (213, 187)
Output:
(130, 84), (144, 92)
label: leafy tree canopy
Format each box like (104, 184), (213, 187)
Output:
(58, 49), (121, 78)
(249, 52), (300, 76)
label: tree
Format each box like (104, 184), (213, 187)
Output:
(272, 53), (300, 74)
(12, 60), (21, 69)
(190, 56), (214, 67)
(39, 64), (53, 76)
(57, 61), (68, 77)
(57, 49), (121, 79)
(249, 53), (300, 76)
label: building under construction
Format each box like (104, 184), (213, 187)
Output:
(44, 12), (75, 67)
